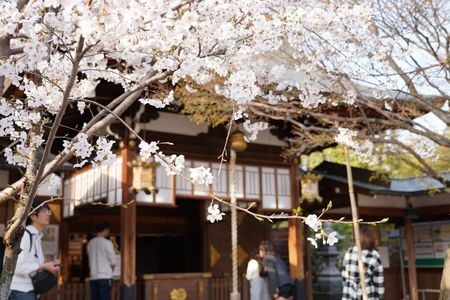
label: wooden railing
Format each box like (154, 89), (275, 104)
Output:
(207, 275), (250, 300)
(210, 276), (231, 299)
(40, 280), (120, 300)
(418, 289), (440, 300)
(39, 275), (249, 300)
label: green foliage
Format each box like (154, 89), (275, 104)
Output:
(175, 82), (234, 127)
(271, 220), (289, 229)
(303, 141), (450, 180)
(330, 223), (354, 253)
(292, 206), (302, 216)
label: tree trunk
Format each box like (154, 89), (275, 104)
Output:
(0, 225), (24, 299)
(0, 133), (38, 299)
(439, 246), (450, 300)
(0, 191), (37, 299)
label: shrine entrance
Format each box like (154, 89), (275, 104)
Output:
(136, 199), (204, 276)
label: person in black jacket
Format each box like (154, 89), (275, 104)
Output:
(259, 240), (294, 300)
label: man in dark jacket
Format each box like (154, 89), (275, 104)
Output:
(259, 241), (294, 300)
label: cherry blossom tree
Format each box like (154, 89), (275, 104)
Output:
(0, 0), (390, 296)
(178, 0), (449, 187)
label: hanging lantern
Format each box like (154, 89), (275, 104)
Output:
(130, 157), (159, 195)
(300, 172), (323, 203)
(230, 130), (248, 152)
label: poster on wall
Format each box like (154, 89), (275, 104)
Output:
(42, 224), (59, 259)
(401, 221), (450, 267)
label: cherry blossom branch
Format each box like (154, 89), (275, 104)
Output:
(9, 47), (24, 55)
(0, 71), (167, 205)
(217, 117), (234, 173)
(25, 37), (86, 211)
(27, 197), (63, 216)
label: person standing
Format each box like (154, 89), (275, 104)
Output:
(259, 241), (294, 300)
(246, 250), (271, 300)
(342, 226), (384, 300)
(9, 200), (60, 300)
(87, 222), (117, 300)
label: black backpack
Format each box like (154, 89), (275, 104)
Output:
(24, 229), (57, 294)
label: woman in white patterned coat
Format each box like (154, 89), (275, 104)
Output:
(342, 227), (384, 300)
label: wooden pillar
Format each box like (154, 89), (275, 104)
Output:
(60, 220), (70, 282)
(288, 164), (306, 298)
(405, 219), (419, 300)
(120, 147), (136, 300)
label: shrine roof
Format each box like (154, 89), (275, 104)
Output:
(311, 161), (449, 196)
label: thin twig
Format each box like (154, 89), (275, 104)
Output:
(28, 197), (63, 216)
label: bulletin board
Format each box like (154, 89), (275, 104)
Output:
(401, 221), (450, 268)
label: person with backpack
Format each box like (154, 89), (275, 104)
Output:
(9, 199), (60, 300)
(259, 240), (295, 300)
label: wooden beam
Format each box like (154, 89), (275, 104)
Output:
(405, 219), (419, 300)
(420, 205), (450, 217)
(120, 147), (136, 300)
(358, 207), (405, 217)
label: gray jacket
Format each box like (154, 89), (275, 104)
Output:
(262, 255), (294, 295)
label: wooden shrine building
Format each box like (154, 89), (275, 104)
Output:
(0, 108), (306, 300)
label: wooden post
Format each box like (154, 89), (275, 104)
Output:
(288, 220), (304, 280)
(405, 219), (419, 300)
(288, 164), (306, 298)
(60, 220), (70, 283)
(288, 219), (306, 297)
(345, 147), (368, 300)
(120, 147), (136, 300)
(439, 245), (450, 300)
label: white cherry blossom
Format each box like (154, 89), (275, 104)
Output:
(47, 173), (62, 191)
(326, 231), (339, 246)
(139, 141), (159, 159)
(190, 166), (214, 186)
(307, 237), (318, 248)
(93, 137), (116, 166)
(304, 214), (322, 232)
(207, 204), (225, 223)
(73, 133), (93, 160)
(155, 153), (185, 176)
(243, 120), (268, 142)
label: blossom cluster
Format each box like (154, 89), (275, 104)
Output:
(334, 127), (375, 163)
(0, 0), (392, 240)
(304, 214), (339, 248)
(0, 0), (382, 172)
(207, 204), (225, 223)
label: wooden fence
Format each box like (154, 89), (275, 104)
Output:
(40, 280), (120, 300)
(39, 275), (248, 300)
